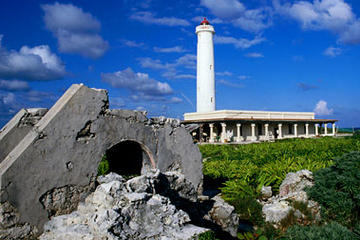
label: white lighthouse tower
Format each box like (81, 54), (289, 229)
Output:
(196, 18), (215, 113)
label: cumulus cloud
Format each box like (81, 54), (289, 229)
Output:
(214, 35), (266, 49)
(42, 3), (108, 58)
(323, 46), (342, 57)
(200, 0), (272, 32)
(314, 100), (333, 115)
(130, 11), (190, 26)
(0, 38), (66, 81)
(102, 68), (174, 102)
(274, 0), (360, 44)
(138, 54), (196, 79)
(297, 82), (318, 91)
(153, 46), (186, 53)
(245, 52), (264, 58)
(0, 80), (29, 91)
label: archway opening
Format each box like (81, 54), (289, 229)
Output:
(99, 140), (153, 179)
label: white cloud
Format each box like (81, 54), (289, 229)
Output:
(0, 39), (66, 81)
(169, 97), (183, 103)
(214, 35), (266, 49)
(238, 75), (251, 80)
(102, 68), (174, 102)
(200, 0), (272, 32)
(245, 52), (264, 58)
(274, 0), (360, 44)
(122, 40), (145, 48)
(130, 11), (190, 26)
(153, 46), (186, 53)
(2, 92), (15, 105)
(173, 74), (196, 79)
(138, 54), (196, 79)
(218, 79), (244, 88)
(0, 80), (29, 91)
(314, 100), (333, 115)
(216, 71), (232, 76)
(323, 46), (342, 57)
(42, 3), (108, 58)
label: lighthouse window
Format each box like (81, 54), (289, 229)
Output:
(210, 65), (212, 70)
(211, 97), (213, 103)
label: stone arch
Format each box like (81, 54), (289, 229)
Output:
(105, 140), (155, 176)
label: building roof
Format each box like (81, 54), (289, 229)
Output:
(182, 118), (338, 124)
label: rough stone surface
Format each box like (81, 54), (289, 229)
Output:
(0, 83), (203, 232)
(261, 170), (321, 228)
(39, 171), (209, 240)
(261, 186), (272, 199)
(0, 201), (38, 239)
(204, 195), (239, 237)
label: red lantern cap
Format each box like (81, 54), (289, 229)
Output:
(200, 17), (210, 25)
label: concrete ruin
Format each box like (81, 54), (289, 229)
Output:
(0, 84), (203, 232)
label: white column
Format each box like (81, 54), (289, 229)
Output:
(294, 124), (298, 137)
(265, 123), (269, 140)
(305, 123), (309, 137)
(236, 123), (242, 142)
(209, 123), (214, 143)
(221, 123), (226, 143)
(315, 124), (319, 136)
(251, 123), (256, 141)
(332, 123), (336, 136)
(278, 123), (283, 139)
(324, 123), (328, 135)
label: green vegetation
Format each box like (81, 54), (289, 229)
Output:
(198, 230), (217, 240)
(200, 137), (360, 239)
(97, 154), (109, 176)
(200, 137), (360, 201)
(283, 222), (357, 240)
(306, 151), (360, 229)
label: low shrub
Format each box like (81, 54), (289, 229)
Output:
(229, 196), (264, 227)
(97, 154), (109, 176)
(306, 151), (360, 229)
(198, 230), (216, 240)
(283, 222), (358, 240)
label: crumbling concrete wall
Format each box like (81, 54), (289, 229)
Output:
(0, 108), (48, 163)
(0, 84), (202, 232)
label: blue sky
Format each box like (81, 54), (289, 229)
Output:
(0, 0), (359, 128)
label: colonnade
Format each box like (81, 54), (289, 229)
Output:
(205, 122), (336, 143)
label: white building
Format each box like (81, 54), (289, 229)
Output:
(183, 18), (337, 143)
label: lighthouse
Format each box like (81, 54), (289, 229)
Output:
(196, 18), (215, 113)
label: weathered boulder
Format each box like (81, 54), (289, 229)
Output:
(39, 171), (209, 240)
(261, 170), (321, 228)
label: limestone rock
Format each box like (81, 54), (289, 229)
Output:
(39, 171), (209, 240)
(261, 186), (272, 199)
(204, 195), (239, 237)
(279, 169), (313, 199)
(262, 200), (292, 223)
(261, 170), (321, 228)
